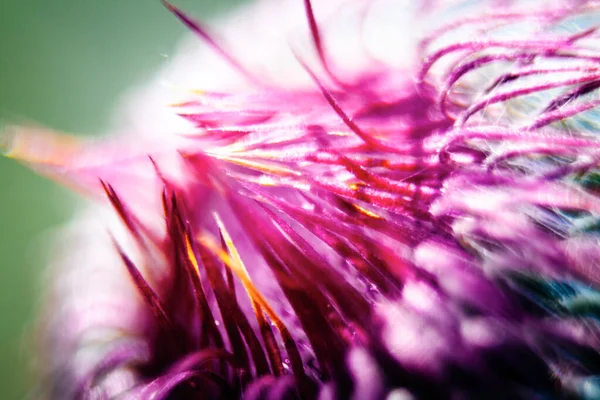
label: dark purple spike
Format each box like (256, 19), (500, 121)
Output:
(113, 240), (172, 330)
(195, 242), (271, 379)
(255, 306), (285, 377)
(184, 237), (223, 350)
(303, 0), (327, 70)
(255, 242), (342, 383)
(224, 193), (350, 380)
(301, 0), (348, 88)
(100, 180), (141, 240)
(258, 203), (372, 324)
(307, 222), (401, 294)
(296, 55), (388, 150)
(162, 0), (265, 87)
(216, 228), (285, 378)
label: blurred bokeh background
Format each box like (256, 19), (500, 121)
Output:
(0, 1), (243, 398)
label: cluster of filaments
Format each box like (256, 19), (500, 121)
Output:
(83, 1), (600, 399)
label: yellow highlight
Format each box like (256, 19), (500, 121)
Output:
(328, 131), (352, 137)
(349, 182), (366, 191)
(353, 204), (382, 219)
(184, 233), (202, 276)
(210, 154), (302, 178)
(197, 214), (289, 334)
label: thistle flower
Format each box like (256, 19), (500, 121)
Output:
(5, 0), (600, 398)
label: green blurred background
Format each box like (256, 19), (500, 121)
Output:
(0, 1), (243, 398)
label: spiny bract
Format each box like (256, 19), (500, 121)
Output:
(6, 0), (600, 399)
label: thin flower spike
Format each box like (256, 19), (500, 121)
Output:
(10, 0), (600, 398)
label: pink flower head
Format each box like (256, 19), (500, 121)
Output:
(5, 0), (600, 398)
